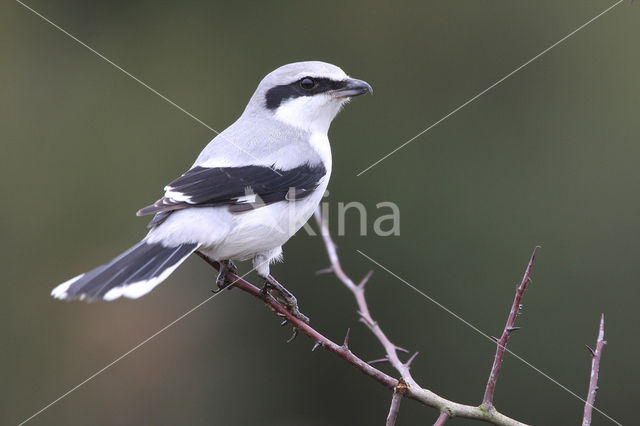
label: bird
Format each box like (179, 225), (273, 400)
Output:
(51, 61), (372, 320)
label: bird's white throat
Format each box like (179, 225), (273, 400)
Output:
(274, 94), (346, 134)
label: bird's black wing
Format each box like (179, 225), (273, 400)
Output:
(137, 163), (326, 226)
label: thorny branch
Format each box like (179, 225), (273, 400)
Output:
(195, 210), (609, 426)
(196, 252), (525, 425)
(313, 210), (527, 425)
(582, 314), (606, 426)
(482, 247), (538, 408)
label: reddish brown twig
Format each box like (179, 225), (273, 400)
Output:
(196, 252), (397, 387)
(196, 250), (525, 425)
(434, 411), (450, 426)
(482, 247), (538, 408)
(582, 314), (606, 426)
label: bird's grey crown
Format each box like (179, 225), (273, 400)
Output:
(245, 61), (349, 113)
(256, 61), (348, 92)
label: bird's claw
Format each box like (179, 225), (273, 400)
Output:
(261, 276), (310, 324)
(286, 327), (299, 343)
(226, 260), (239, 275)
(212, 260), (237, 293)
(287, 305), (309, 324)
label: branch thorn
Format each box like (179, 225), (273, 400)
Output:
(316, 266), (333, 275)
(367, 357), (389, 365)
(405, 351), (419, 368)
(395, 345), (410, 354)
(358, 270), (374, 288)
(312, 341), (322, 352)
(343, 328), (351, 349)
(585, 344), (596, 357)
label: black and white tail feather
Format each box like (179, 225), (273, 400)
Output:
(51, 241), (199, 301)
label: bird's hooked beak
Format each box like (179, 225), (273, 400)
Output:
(330, 78), (373, 98)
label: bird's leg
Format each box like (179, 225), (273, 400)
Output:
(227, 260), (239, 275)
(261, 275), (309, 324)
(213, 260), (238, 293)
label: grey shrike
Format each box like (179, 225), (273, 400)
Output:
(51, 61), (372, 320)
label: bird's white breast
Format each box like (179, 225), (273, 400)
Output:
(309, 132), (332, 174)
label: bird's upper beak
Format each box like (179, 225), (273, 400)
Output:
(330, 78), (374, 98)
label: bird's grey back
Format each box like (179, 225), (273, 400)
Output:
(194, 103), (319, 170)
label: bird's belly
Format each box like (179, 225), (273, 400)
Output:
(213, 194), (322, 260)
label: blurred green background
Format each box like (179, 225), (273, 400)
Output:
(2, 0), (638, 424)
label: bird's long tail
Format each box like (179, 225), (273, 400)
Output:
(51, 240), (199, 301)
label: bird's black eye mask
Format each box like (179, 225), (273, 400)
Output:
(265, 77), (347, 110)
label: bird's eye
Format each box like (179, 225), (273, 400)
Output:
(300, 77), (316, 90)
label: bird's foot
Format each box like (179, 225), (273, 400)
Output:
(212, 260), (238, 293)
(227, 260), (238, 274)
(261, 275), (309, 324)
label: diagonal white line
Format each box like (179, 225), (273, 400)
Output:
(356, 249), (623, 426)
(15, 0), (284, 177)
(356, 0), (625, 176)
(17, 260), (268, 426)
(17, 292), (224, 426)
(15, 0), (221, 135)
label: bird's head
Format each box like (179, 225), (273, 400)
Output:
(245, 61), (372, 133)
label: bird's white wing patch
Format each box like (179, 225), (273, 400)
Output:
(164, 188), (193, 203)
(234, 193), (257, 204)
